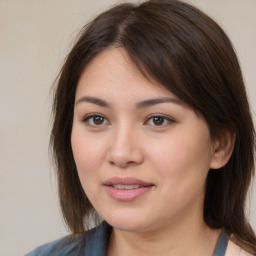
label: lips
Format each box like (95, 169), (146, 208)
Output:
(104, 176), (153, 187)
(112, 184), (140, 190)
(103, 177), (154, 201)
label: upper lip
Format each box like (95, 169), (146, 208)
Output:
(104, 176), (154, 187)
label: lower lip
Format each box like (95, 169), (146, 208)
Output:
(104, 185), (153, 202)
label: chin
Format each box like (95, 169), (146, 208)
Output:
(103, 210), (154, 233)
(109, 220), (148, 233)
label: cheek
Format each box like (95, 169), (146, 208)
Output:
(148, 127), (212, 194)
(71, 130), (108, 205)
(71, 129), (105, 181)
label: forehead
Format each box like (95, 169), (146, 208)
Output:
(75, 47), (178, 101)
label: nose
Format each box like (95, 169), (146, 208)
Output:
(106, 125), (144, 168)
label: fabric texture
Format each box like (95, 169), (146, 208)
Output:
(213, 230), (228, 256)
(25, 222), (111, 256)
(25, 222), (252, 256)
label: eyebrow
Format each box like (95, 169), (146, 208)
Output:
(76, 96), (110, 107)
(135, 97), (182, 108)
(76, 96), (182, 108)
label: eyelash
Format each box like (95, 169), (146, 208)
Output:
(81, 114), (175, 127)
(82, 113), (110, 126)
(145, 115), (175, 127)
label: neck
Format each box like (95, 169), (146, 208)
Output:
(106, 212), (221, 256)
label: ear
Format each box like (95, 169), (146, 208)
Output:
(210, 127), (236, 169)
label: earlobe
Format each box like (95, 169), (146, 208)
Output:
(210, 128), (236, 169)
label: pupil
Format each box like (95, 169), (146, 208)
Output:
(153, 117), (164, 125)
(94, 116), (104, 125)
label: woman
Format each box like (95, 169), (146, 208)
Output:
(26, 0), (256, 255)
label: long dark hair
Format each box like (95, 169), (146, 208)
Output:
(51, 0), (256, 253)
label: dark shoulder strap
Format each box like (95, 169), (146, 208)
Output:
(213, 230), (229, 256)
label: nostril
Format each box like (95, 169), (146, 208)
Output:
(107, 157), (138, 168)
(106, 139), (144, 167)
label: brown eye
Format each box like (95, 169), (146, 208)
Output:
(93, 116), (105, 125)
(152, 116), (165, 126)
(145, 115), (175, 127)
(83, 114), (109, 126)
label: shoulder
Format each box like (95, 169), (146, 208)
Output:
(25, 222), (112, 256)
(24, 234), (83, 256)
(225, 239), (254, 256)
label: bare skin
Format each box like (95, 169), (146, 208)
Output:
(72, 47), (234, 256)
(107, 210), (221, 256)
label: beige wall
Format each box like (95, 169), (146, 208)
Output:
(0, 1), (255, 255)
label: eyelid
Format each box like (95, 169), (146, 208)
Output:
(144, 114), (175, 126)
(81, 113), (110, 126)
(80, 113), (175, 127)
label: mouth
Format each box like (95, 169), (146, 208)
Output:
(111, 184), (141, 190)
(103, 177), (154, 202)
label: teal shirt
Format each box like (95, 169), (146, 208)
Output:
(25, 222), (228, 256)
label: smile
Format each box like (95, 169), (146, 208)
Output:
(112, 184), (140, 190)
(104, 177), (154, 201)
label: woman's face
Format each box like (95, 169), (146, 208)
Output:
(71, 47), (217, 233)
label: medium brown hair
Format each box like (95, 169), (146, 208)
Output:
(51, 0), (256, 253)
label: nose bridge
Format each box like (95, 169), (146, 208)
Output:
(107, 121), (143, 167)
